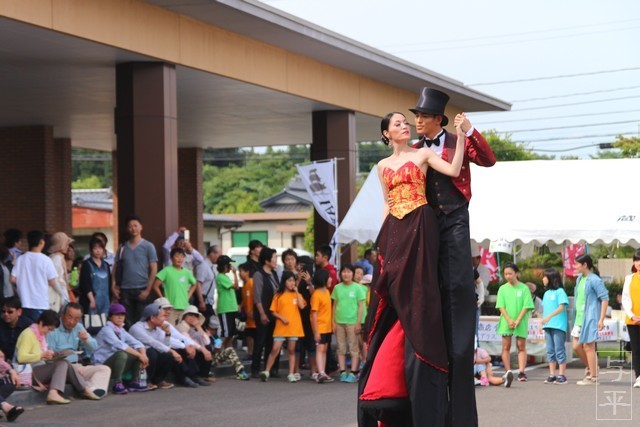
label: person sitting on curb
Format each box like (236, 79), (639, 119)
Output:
(46, 303), (112, 397)
(16, 310), (100, 404)
(129, 303), (202, 388)
(154, 297), (212, 385)
(0, 349), (24, 422)
(92, 303), (150, 394)
(0, 297), (31, 362)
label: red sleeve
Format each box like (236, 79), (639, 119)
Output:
(466, 128), (496, 167)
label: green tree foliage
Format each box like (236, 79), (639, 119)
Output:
(358, 141), (388, 173)
(482, 130), (553, 161)
(303, 212), (315, 253)
(203, 147), (300, 214)
(72, 148), (112, 187)
(613, 135), (640, 158)
(72, 175), (103, 189)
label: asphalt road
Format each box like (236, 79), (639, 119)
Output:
(12, 362), (640, 427)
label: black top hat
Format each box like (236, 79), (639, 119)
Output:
(409, 87), (450, 126)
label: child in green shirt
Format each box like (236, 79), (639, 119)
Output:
(495, 263), (534, 382)
(331, 263), (365, 383)
(152, 247), (196, 324)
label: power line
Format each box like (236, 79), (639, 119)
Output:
(391, 25), (640, 54)
(474, 94), (640, 113)
(509, 85), (640, 102)
(468, 66), (640, 86)
(383, 18), (640, 48)
(500, 119), (640, 134)
(512, 131), (636, 143)
(471, 109), (640, 125)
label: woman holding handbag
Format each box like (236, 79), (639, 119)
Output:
(78, 238), (111, 332)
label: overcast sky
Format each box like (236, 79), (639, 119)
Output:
(260, 0), (640, 158)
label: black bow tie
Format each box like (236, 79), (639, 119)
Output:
(424, 137), (440, 148)
(423, 131), (445, 148)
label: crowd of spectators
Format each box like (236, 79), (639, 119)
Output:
(0, 218), (378, 422)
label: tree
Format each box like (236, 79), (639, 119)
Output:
(482, 130), (553, 161)
(72, 148), (112, 187)
(613, 135), (640, 158)
(358, 141), (388, 173)
(72, 175), (103, 189)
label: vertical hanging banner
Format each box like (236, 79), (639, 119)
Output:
(479, 247), (499, 282)
(563, 243), (585, 277)
(296, 160), (337, 227)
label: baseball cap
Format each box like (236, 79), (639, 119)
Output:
(142, 304), (162, 321)
(153, 297), (173, 309)
(216, 255), (235, 268)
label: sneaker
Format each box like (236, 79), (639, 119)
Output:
(343, 373), (357, 383)
(311, 373), (319, 382)
(236, 371), (250, 381)
(555, 375), (567, 385)
(634, 376), (640, 388)
(544, 375), (556, 384)
(480, 377), (489, 387)
(126, 380), (150, 392)
(503, 370), (514, 388)
(157, 381), (175, 389)
(576, 376), (596, 386)
(260, 371), (270, 382)
(474, 378), (482, 386)
(193, 377), (211, 387)
(183, 377), (199, 388)
(293, 373), (302, 381)
(112, 383), (128, 395)
(318, 373), (334, 383)
(146, 383), (158, 391)
(287, 374), (298, 383)
(339, 372), (348, 382)
(517, 372), (528, 382)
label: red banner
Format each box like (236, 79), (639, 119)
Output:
(563, 243), (585, 277)
(479, 246), (499, 282)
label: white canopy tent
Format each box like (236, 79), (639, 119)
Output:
(336, 159), (640, 247)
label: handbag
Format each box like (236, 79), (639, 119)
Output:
(13, 363), (32, 387)
(84, 312), (107, 335)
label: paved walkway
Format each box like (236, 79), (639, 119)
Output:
(8, 360), (640, 426)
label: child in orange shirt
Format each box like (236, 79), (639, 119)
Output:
(311, 269), (334, 383)
(239, 263), (256, 358)
(261, 271), (306, 383)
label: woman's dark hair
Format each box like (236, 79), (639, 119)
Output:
(313, 269), (330, 288)
(90, 232), (108, 244)
(575, 253), (599, 276)
(503, 262), (519, 274)
(89, 237), (105, 251)
(277, 270), (296, 295)
(632, 249), (640, 273)
(340, 263), (355, 276)
(543, 268), (563, 290)
(297, 255), (314, 275)
(38, 309), (61, 328)
(380, 112), (404, 145)
(248, 240), (264, 256)
(259, 246), (277, 267)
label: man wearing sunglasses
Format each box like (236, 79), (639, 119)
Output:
(0, 296), (30, 360)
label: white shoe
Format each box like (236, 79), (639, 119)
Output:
(503, 370), (514, 388)
(474, 378), (481, 386)
(634, 376), (640, 388)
